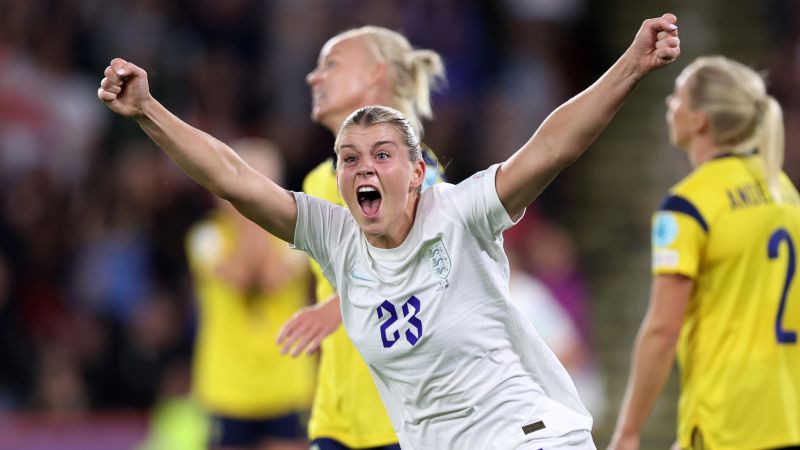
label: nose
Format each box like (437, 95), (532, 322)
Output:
(306, 68), (319, 86)
(665, 94), (675, 109)
(356, 162), (375, 176)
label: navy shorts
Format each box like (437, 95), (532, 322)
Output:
(210, 413), (305, 447)
(310, 438), (401, 450)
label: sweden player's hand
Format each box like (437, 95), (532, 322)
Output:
(277, 297), (342, 357)
(97, 58), (152, 118)
(627, 13), (680, 77)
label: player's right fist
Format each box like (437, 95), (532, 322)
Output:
(97, 58), (151, 118)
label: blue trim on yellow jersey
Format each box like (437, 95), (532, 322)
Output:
(711, 148), (758, 160)
(659, 195), (709, 232)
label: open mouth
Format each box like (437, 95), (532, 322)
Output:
(357, 186), (382, 217)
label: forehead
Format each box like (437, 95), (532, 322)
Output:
(318, 34), (367, 63)
(339, 123), (403, 149)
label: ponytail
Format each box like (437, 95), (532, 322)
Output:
(759, 96), (785, 202)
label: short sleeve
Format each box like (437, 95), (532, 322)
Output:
(450, 164), (524, 239)
(651, 194), (708, 278)
(292, 191), (351, 287)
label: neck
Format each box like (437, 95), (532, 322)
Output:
(365, 193), (420, 249)
(686, 135), (726, 168)
(323, 114), (348, 135)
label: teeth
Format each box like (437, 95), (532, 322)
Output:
(358, 186), (376, 193)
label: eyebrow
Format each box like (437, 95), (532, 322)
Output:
(372, 140), (398, 149)
(339, 140), (398, 152)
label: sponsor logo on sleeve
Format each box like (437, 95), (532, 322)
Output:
(653, 249), (680, 269)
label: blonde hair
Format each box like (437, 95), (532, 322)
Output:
(680, 56), (785, 201)
(334, 105), (421, 162)
(336, 26), (446, 136)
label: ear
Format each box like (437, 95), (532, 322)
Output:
(691, 109), (710, 135)
(369, 61), (389, 87)
(410, 158), (426, 192)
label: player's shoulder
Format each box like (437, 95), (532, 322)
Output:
(671, 165), (716, 197)
(666, 159), (736, 212)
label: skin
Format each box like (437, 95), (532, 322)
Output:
(306, 34), (392, 134)
(98, 12), (681, 363)
(336, 125), (425, 248)
(608, 69), (724, 450)
(665, 74), (720, 168)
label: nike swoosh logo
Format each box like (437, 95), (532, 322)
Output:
(350, 272), (375, 282)
(350, 272), (375, 283)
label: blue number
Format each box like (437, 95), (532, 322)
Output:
(377, 300), (400, 348)
(376, 297), (423, 348)
(402, 296), (423, 345)
(768, 229), (798, 344)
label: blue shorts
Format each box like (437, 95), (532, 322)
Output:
(210, 413), (305, 447)
(310, 438), (400, 450)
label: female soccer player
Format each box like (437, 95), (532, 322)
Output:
(98, 13), (680, 449)
(609, 56), (800, 450)
(279, 26), (446, 450)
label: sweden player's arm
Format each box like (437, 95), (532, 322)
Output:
(609, 274), (692, 450)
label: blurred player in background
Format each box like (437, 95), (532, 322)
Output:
(609, 56), (800, 450)
(186, 138), (315, 450)
(275, 26), (446, 450)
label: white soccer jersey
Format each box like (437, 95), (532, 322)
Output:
(293, 164), (592, 450)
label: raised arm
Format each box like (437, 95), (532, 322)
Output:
(496, 14), (680, 217)
(97, 58), (297, 243)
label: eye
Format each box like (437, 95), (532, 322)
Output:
(376, 151), (390, 160)
(342, 155), (357, 165)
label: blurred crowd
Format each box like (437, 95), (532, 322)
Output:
(1, 0), (799, 444)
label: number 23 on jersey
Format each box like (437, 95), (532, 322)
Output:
(376, 297), (424, 348)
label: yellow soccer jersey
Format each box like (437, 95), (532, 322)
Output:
(187, 212), (315, 419)
(302, 148), (445, 447)
(651, 154), (800, 450)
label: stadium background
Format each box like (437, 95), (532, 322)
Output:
(0, 0), (797, 448)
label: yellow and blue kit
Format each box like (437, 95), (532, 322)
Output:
(186, 211), (316, 420)
(652, 153), (800, 450)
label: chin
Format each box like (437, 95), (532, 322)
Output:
(358, 216), (384, 235)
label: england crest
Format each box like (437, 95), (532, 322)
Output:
(423, 240), (451, 279)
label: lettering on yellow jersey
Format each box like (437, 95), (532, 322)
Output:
(727, 181), (771, 209)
